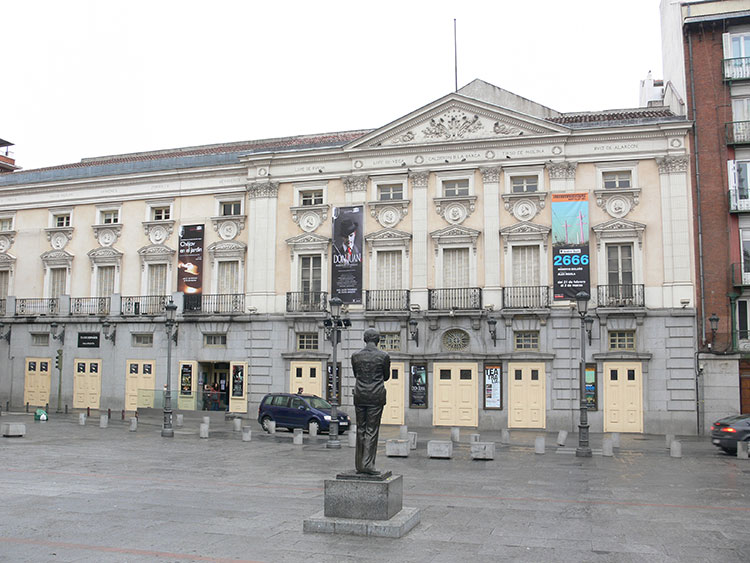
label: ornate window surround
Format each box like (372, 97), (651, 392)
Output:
(87, 247), (123, 296)
(499, 222), (550, 287)
(364, 228), (412, 291)
(0, 253), (16, 297)
(137, 244), (176, 294)
(501, 166), (547, 222)
(143, 200), (175, 245)
(368, 175), (410, 229)
(92, 203), (123, 248)
(285, 232), (330, 292)
(433, 170), (477, 225)
(591, 219), (646, 296)
(291, 181), (329, 233)
(430, 225), (480, 288)
(41, 249), (73, 297)
(593, 161), (641, 219)
(207, 240), (247, 293)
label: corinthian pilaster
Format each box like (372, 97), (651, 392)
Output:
(247, 181), (280, 198)
(656, 156), (689, 174)
(343, 175), (368, 192)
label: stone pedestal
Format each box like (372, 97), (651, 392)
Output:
(1, 422), (26, 437)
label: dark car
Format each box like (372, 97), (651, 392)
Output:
(257, 393), (350, 434)
(710, 413), (750, 454)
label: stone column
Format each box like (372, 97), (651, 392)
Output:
(343, 175), (368, 206)
(247, 181), (280, 313)
(409, 171), (430, 310)
(546, 161), (577, 193)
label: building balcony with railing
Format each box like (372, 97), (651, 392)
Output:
(71, 297), (110, 315)
(723, 57), (750, 81)
(726, 121), (750, 145)
(597, 284), (645, 308)
(121, 295), (169, 316)
(731, 263), (750, 287)
(15, 298), (59, 316)
(729, 187), (750, 212)
(365, 289), (410, 312)
(183, 293), (245, 314)
(502, 286), (550, 309)
(286, 291), (328, 313)
(428, 287), (482, 311)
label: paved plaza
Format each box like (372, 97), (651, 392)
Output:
(0, 411), (748, 562)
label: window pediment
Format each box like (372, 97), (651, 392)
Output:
(88, 247), (123, 267)
(592, 219), (646, 249)
(41, 249), (74, 267)
(286, 232), (331, 258)
(137, 244), (176, 263)
(207, 240), (247, 261)
(500, 221), (550, 252)
(365, 228), (412, 255)
(430, 225), (480, 253)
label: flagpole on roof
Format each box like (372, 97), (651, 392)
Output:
(454, 18), (458, 92)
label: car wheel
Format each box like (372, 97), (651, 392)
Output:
(720, 446), (737, 455)
(308, 419), (320, 434)
(260, 416), (273, 433)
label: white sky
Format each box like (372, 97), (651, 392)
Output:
(3, 0), (665, 171)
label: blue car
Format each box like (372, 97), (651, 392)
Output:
(257, 393), (350, 434)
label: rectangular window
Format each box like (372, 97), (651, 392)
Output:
(101, 210), (119, 224)
(378, 332), (401, 351)
(443, 247), (470, 287)
(0, 270), (8, 299)
(442, 179), (469, 197)
(54, 213), (71, 227)
(376, 250), (402, 290)
(204, 334), (227, 347)
(607, 244), (633, 286)
(97, 266), (115, 298)
(152, 206), (171, 221)
(514, 330), (539, 350)
(300, 255), (322, 294)
(738, 300), (750, 340)
(300, 190), (324, 206)
(511, 175), (538, 193)
(0, 218), (12, 231)
(377, 183), (403, 201)
(512, 245), (540, 286)
(220, 201), (242, 216)
(31, 333), (49, 346)
(49, 267), (67, 298)
(297, 332), (319, 350)
(217, 260), (239, 294)
(147, 263), (167, 295)
(603, 171), (632, 189)
(132, 333), (154, 347)
(609, 330), (635, 350)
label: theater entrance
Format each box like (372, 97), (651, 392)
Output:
(194, 361), (248, 413)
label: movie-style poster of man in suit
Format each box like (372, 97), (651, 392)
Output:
(331, 206), (363, 304)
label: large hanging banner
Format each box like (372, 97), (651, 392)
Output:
(331, 206), (363, 304)
(551, 193), (590, 301)
(178, 225), (204, 309)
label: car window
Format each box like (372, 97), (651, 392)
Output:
(307, 397), (332, 410)
(291, 397), (304, 409)
(271, 395), (289, 407)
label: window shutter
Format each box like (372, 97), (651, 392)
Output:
(729, 160), (738, 191)
(218, 261), (239, 294)
(50, 268), (67, 298)
(0, 270), (8, 299)
(97, 266), (115, 298)
(512, 245), (540, 286)
(443, 248), (469, 287)
(148, 264), (167, 295)
(377, 251), (401, 290)
(723, 32), (732, 59)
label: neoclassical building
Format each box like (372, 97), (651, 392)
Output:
(0, 79), (698, 433)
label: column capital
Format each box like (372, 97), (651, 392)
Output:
(409, 171), (430, 189)
(247, 181), (279, 198)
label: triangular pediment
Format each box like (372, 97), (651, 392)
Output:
(88, 247), (123, 259)
(364, 228), (412, 243)
(430, 225), (481, 242)
(285, 232), (331, 245)
(592, 218), (646, 248)
(347, 90), (569, 150)
(500, 221), (551, 236)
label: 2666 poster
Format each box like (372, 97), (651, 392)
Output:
(331, 206), (363, 304)
(551, 193), (590, 300)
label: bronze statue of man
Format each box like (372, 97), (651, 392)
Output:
(350, 328), (391, 475)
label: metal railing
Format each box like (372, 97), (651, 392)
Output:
(731, 263), (750, 287)
(503, 286), (550, 309)
(16, 298), (59, 316)
(121, 295), (169, 315)
(729, 188), (750, 212)
(726, 121), (750, 145)
(71, 297), (110, 315)
(365, 289), (410, 311)
(0, 298), (5, 316)
(428, 287), (482, 310)
(286, 291), (328, 313)
(597, 284), (645, 307)
(184, 293), (245, 313)
(724, 57), (750, 80)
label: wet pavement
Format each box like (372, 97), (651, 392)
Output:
(0, 410), (748, 562)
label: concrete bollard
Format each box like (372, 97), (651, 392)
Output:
(602, 438), (614, 457)
(469, 433), (480, 443)
(348, 429), (356, 448)
(500, 429), (510, 445)
(610, 432), (620, 448)
(737, 441), (749, 459)
(267, 420), (276, 435)
(665, 434), (675, 449)
(427, 440), (453, 459)
(233, 418), (242, 432)
(1, 422), (26, 437)
(385, 439), (409, 457)
(450, 427), (460, 442)
(202, 416), (210, 428)
(471, 441), (495, 460)
(176, 414), (184, 427)
(293, 428), (304, 445)
(99, 414), (108, 429)
(199, 423), (209, 439)
(408, 431), (418, 450)
(242, 426), (252, 442)
(129, 417), (138, 432)
(309, 422), (318, 437)
(535, 436), (545, 454)
(557, 430), (568, 446)
(399, 425), (408, 439)
(670, 440), (682, 458)
(79, 413), (86, 426)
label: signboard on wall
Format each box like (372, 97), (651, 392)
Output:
(551, 193), (590, 300)
(178, 225), (204, 310)
(326, 362), (342, 403)
(409, 363), (428, 408)
(483, 364), (502, 409)
(331, 206), (363, 304)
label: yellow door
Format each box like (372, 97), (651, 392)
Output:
(508, 362), (546, 429)
(382, 362), (405, 425)
(23, 357), (52, 407)
(290, 361), (323, 396)
(228, 361), (248, 413)
(178, 361), (198, 410)
(73, 359), (102, 409)
(125, 360), (156, 410)
(432, 362), (478, 427)
(603, 362), (643, 433)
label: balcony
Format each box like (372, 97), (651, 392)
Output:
(16, 298), (59, 316)
(503, 286), (550, 309)
(726, 121), (750, 145)
(731, 263), (750, 287)
(428, 288), (482, 311)
(71, 297), (110, 315)
(597, 284), (645, 308)
(184, 293), (245, 314)
(729, 188), (750, 212)
(724, 57), (750, 81)
(365, 290), (410, 311)
(121, 295), (168, 316)
(0, 298), (5, 316)
(286, 291), (328, 313)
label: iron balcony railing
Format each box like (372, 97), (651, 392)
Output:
(428, 287), (482, 310)
(726, 121), (750, 145)
(71, 297), (110, 315)
(0, 298), (5, 316)
(365, 289), (410, 311)
(503, 286), (550, 309)
(723, 57), (750, 80)
(731, 263), (750, 287)
(184, 293), (245, 313)
(286, 291), (328, 313)
(121, 295), (169, 315)
(597, 284), (645, 307)
(729, 188), (750, 212)
(16, 298), (59, 316)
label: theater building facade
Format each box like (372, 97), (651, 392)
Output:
(0, 79), (698, 434)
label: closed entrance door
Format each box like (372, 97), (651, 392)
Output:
(508, 362), (546, 428)
(382, 362), (405, 425)
(433, 362), (478, 427)
(73, 359), (102, 409)
(178, 361), (198, 410)
(603, 362), (643, 433)
(290, 361), (322, 396)
(24, 357), (52, 407)
(125, 360), (155, 410)
(228, 361), (248, 413)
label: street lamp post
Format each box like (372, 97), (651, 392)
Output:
(575, 291), (593, 458)
(325, 297), (349, 449)
(162, 300), (177, 438)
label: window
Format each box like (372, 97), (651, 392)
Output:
(377, 250), (402, 290)
(511, 176), (538, 193)
(54, 213), (71, 228)
(514, 331), (539, 350)
(738, 300), (750, 340)
(603, 171), (632, 189)
(300, 255), (321, 294)
(220, 201), (242, 216)
(31, 333), (49, 346)
(300, 190), (324, 206)
(609, 330), (635, 350)
(0, 270), (8, 299)
(724, 32), (750, 79)
(0, 217), (12, 231)
(442, 179), (469, 197)
(49, 267), (67, 298)
(147, 263), (167, 295)
(151, 206), (171, 221)
(378, 183), (403, 201)
(512, 245), (540, 286)
(378, 332), (401, 351)
(96, 266), (115, 298)
(100, 210), (119, 224)
(204, 334), (227, 347)
(443, 247), (470, 288)
(729, 160), (750, 201)
(297, 332), (319, 350)
(607, 244), (633, 286)
(217, 260), (240, 294)
(132, 333), (153, 347)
